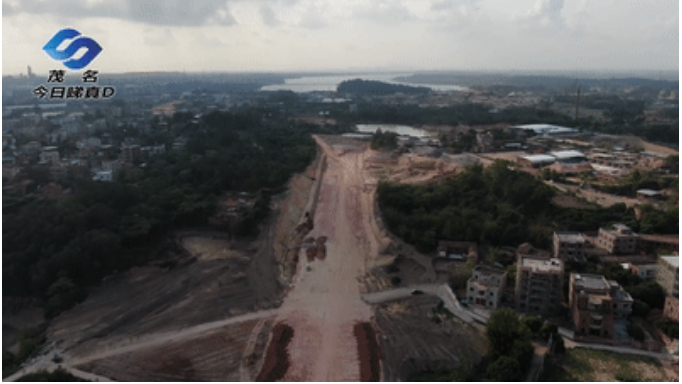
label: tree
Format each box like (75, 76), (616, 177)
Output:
(522, 316), (543, 334)
(631, 299), (651, 318)
(486, 356), (523, 382)
(627, 324), (645, 342)
(487, 308), (533, 358)
(539, 323), (558, 341)
(44, 277), (86, 319)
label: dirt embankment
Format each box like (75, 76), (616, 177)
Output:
(256, 322), (295, 382)
(354, 322), (383, 382)
(272, 148), (328, 285)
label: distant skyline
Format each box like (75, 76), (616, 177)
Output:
(2, 0), (679, 76)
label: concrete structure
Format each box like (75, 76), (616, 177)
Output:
(657, 256), (679, 298)
(517, 154), (556, 168)
(636, 189), (666, 201)
(437, 241), (477, 262)
(120, 144), (142, 164)
(516, 256), (564, 317)
(549, 150), (588, 164)
(638, 235), (679, 254)
(597, 224), (638, 255)
(663, 296), (679, 322)
(509, 124), (579, 137)
(39, 146), (60, 165)
(93, 170), (113, 182)
(553, 232), (587, 262)
(569, 273), (633, 339)
(466, 265), (506, 310)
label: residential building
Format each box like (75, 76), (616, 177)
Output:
(657, 256), (679, 298)
(621, 262), (657, 280)
(663, 296), (679, 322)
(120, 144), (142, 164)
(553, 232), (587, 261)
(569, 273), (633, 338)
(516, 256), (564, 317)
(466, 265), (507, 310)
(437, 241), (477, 262)
(39, 146), (60, 165)
(597, 224), (638, 254)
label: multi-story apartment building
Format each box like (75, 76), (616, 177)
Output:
(553, 232), (587, 261)
(596, 224), (638, 254)
(466, 265), (506, 310)
(569, 273), (633, 338)
(657, 256), (679, 298)
(516, 256), (564, 317)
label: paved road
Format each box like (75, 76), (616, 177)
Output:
(362, 283), (477, 324)
(565, 339), (677, 361)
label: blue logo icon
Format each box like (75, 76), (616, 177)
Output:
(43, 28), (102, 70)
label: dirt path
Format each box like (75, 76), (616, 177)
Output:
(272, 136), (386, 381)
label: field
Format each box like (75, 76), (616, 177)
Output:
(541, 348), (677, 382)
(373, 295), (488, 381)
(76, 318), (274, 381)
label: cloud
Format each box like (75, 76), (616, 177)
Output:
(2, 0), (237, 27)
(297, 4), (326, 29)
(523, 0), (565, 27)
(259, 4), (280, 26)
(353, 1), (417, 25)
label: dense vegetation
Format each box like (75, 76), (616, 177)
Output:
(3, 111), (327, 318)
(378, 161), (556, 251)
(378, 161), (676, 253)
(337, 79), (430, 96)
(370, 130), (398, 150)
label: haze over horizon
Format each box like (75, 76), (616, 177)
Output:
(2, 0), (679, 76)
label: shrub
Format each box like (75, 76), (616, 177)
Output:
(522, 316), (543, 334)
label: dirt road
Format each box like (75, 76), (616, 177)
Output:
(272, 136), (388, 381)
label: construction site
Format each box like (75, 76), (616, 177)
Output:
(6, 134), (492, 382)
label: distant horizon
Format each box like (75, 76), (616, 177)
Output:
(3, 1), (677, 78)
(4, 67), (679, 80)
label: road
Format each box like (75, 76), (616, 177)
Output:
(272, 136), (387, 381)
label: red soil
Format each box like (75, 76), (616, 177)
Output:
(256, 322), (294, 382)
(354, 322), (383, 382)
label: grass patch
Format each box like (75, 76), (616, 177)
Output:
(541, 348), (671, 382)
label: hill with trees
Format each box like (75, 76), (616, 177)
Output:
(377, 161), (675, 253)
(3, 110), (332, 318)
(337, 79), (431, 96)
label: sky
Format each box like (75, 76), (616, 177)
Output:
(2, 0), (679, 75)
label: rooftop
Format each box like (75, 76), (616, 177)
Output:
(549, 150), (586, 159)
(660, 256), (679, 268)
(556, 231), (585, 243)
(520, 154), (556, 163)
(573, 273), (610, 291)
(473, 264), (506, 276)
(521, 257), (563, 273)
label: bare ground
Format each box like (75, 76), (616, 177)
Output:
(373, 295), (488, 381)
(76, 317), (273, 381)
